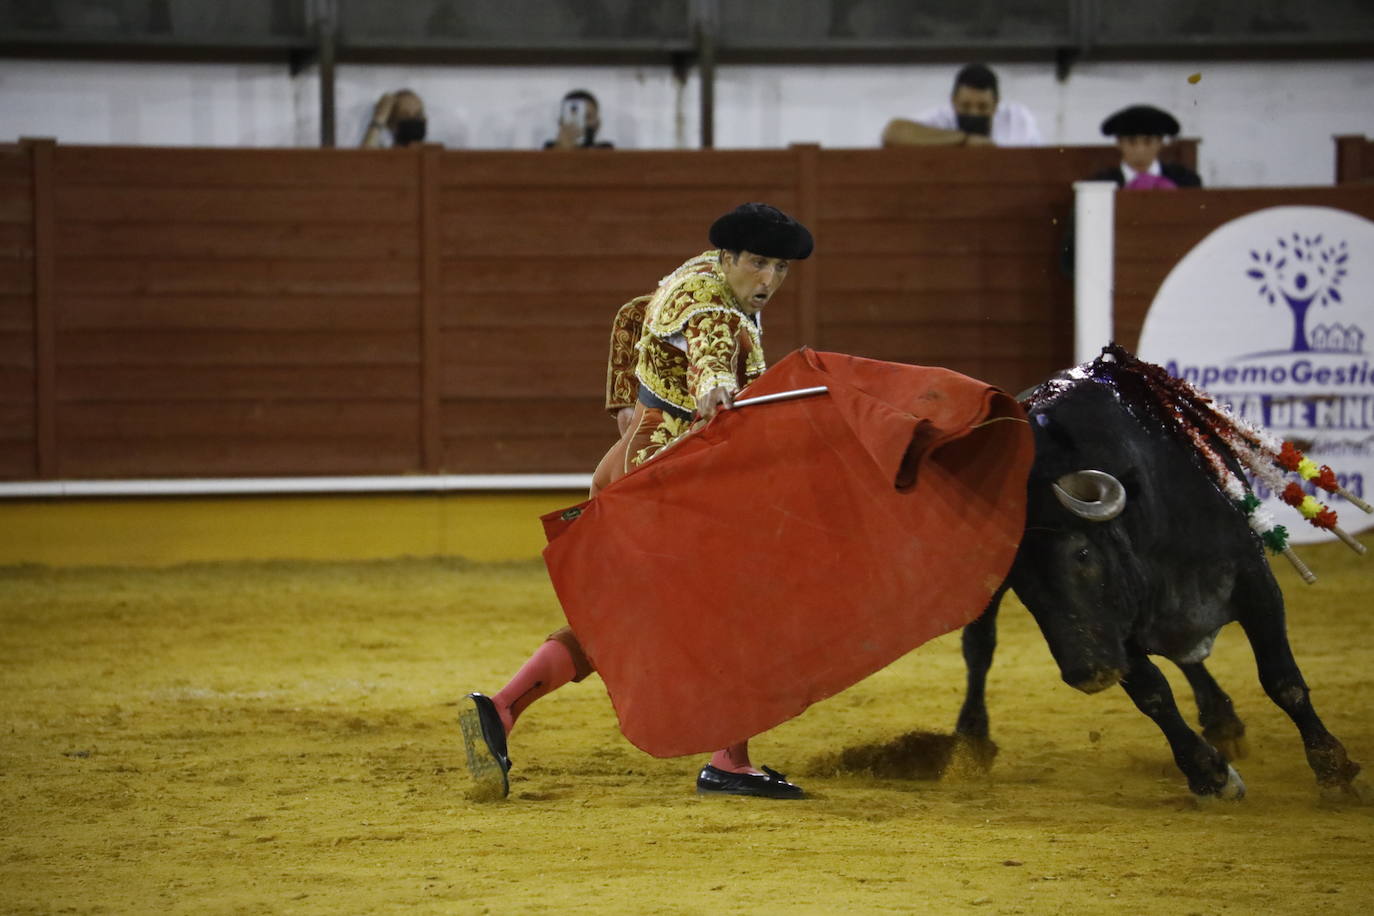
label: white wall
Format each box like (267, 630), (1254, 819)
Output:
(3, 56), (1371, 186)
(1, 60), (302, 146)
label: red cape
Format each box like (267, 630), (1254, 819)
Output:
(542, 349), (1033, 757)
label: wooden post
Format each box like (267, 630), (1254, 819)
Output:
(693, 0), (718, 149)
(697, 25), (715, 149)
(23, 138), (57, 479)
(419, 143), (443, 472)
(1073, 180), (1116, 365)
(1334, 135), (1366, 184)
(793, 143), (820, 348)
(316, 3), (337, 148)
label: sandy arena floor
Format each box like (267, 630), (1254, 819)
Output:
(2, 539), (1372, 914)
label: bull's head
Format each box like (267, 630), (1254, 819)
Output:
(1015, 467), (1136, 695)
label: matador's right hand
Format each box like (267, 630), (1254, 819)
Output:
(695, 386), (735, 421)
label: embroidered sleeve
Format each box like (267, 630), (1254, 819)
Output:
(631, 413), (693, 467)
(606, 295), (650, 413)
(682, 309), (745, 403)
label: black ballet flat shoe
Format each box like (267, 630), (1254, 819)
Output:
(696, 764), (805, 799)
(459, 692), (511, 799)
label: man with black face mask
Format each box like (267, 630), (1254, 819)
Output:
(882, 63), (1043, 148)
(361, 89), (427, 149)
(544, 89), (615, 150)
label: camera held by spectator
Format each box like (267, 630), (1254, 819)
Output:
(545, 90), (614, 150)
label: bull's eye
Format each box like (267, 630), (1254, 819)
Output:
(1075, 547), (1090, 563)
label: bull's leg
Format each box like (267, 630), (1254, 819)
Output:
(1234, 588), (1363, 796)
(952, 590), (1004, 771)
(1120, 648), (1245, 798)
(1177, 661), (1248, 761)
(955, 589), (1004, 741)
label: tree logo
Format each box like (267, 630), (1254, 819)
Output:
(1246, 233), (1358, 352)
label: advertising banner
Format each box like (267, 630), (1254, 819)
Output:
(1138, 206), (1374, 543)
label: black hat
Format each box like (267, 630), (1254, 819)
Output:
(709, 202), (813, 260)
(1100, 105), (1181, 138)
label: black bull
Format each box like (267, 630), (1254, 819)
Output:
(953, 372), (1365, 799)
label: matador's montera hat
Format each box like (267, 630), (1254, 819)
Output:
(1101, 105), (1181, 138)
(709, 202), (814, 260)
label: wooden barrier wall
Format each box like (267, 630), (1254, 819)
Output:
(0, 144), (37, 480)
(1112, 186), (1374, 353)
(3, 138), (1195, 480)
(1335, 135), (1374, 184)
(46, 144), (426, 479)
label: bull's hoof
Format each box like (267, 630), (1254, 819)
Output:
(1307, 746), (1362, 790)
(1217, 764), (1246, 801)
(953, 734), (999, 773)
(1197, 764), (1246, 801)
(1319, 776), (1373, 805)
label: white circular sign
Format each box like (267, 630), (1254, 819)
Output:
(1138, 206), (1374, 544)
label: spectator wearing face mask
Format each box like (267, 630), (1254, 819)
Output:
(882, 63), (1043, 148)
(544, 90), (615, 150)
(361, 89), (427, 148)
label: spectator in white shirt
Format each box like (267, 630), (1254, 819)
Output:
(882, 63), (1043, 148)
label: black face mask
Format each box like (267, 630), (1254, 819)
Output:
(956, 114), (992, 137)
(393, 118), (427, 146)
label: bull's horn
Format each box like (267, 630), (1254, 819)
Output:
(1052, 470), (1126, 521)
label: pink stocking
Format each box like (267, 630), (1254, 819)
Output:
(491, 639), (576, 734)
(708, 740), (761, 775)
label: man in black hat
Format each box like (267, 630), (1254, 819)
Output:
(1092, 104), (1202, 189)
(1060, 104), (1204, 273)
(461, 203), (815, 801)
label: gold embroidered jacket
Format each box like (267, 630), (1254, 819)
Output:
(605, 295), (651, 414)
(604, 250), (765, 417)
